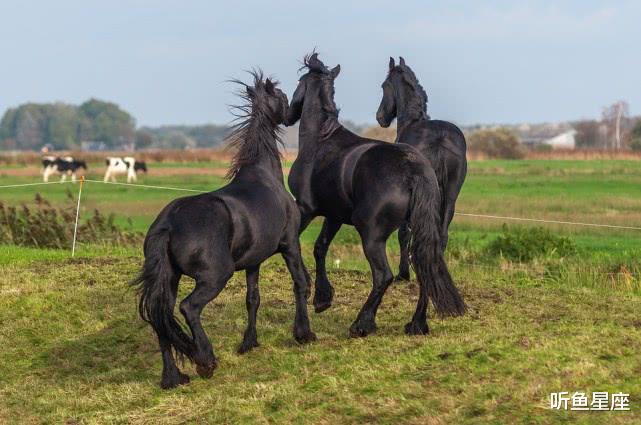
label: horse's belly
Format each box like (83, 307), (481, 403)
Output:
(315, 197), (353, 224)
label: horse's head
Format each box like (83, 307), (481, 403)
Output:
(377, 57), (427, 127)
(245, 74), (289, 126)
(285, 52), (341, 126)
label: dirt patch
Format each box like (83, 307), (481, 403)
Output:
(0, 166), (43, 177)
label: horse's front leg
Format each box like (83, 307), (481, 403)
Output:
(313, 218), (341, 313)
(179, 266), (233, 378)
(396, 222), (411, 281)
(238, 265), (260, 354)
(297, 208), (315, 299)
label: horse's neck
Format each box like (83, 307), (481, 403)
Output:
(298, 104), (341, 160)
(236, 154), (283, 184)
(396, 90), (428, 136)
(297, 107), (324, 159)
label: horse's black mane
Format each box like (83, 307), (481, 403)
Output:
(226, 70), (283, 179)
(301, 52), (342, 139)
(391, 61), (429, 120)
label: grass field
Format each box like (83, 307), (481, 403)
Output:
(1, 159), (640, 423)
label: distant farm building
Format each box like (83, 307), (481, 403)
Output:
(515, 122), (577, 150)
(540, 129), (577, 149)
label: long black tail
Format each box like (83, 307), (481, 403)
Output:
(131, 230), (196, 359)
(408, 175), (466, 317)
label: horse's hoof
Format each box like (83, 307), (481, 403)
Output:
(160, 371), (190, 389)
(349, 321), (377, 338)
(404, 321), (429, 336)
(313, 286), (334, 313)
(237, 339), (260, 354)
(394, 273), (410, 282)
(295, 330), (317, 344)
(314, 299), (332, 313)
(195, 360), (218, 379)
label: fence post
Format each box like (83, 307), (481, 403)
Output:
(71, 176), (85, 257)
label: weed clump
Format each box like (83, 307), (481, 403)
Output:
(0, 192), (142, 249)
(485, 225), (576, 262)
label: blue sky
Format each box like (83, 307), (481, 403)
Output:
(0, 0), (639, 126)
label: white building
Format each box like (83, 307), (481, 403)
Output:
(541, 129), (577, 149)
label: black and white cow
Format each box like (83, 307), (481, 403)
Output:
(104, 157), (147, 183)
(42, 156), (87, 182)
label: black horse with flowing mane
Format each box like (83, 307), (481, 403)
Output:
(133, 72), (315, 389)
(286, 53), (465, 338)
(377, 57), (468, 280)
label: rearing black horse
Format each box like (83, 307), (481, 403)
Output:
(134, 72), (315, 389)
(377, 57), (468, 281)
(286, 53), (465, 337)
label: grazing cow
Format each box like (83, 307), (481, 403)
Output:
(104, 157), (147, 183)
(42, 156), (87, 182)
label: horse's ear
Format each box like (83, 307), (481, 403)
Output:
(399, 56), (406, 67)
(330, 64), (341, 79)
(246, 85), (256, 98)
(389, 57), (395, 71)
(265, 78), (275, 95)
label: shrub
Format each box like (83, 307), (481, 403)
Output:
(533, 143), (553, 152)
(485, 225), (576, 262)
(468, 127), (526, 159)
(0, 192), (142, 249)
(630, 138), (641, 152)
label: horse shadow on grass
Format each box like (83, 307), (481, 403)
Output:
(36, 316), (161, 386)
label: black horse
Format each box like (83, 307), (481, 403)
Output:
(133, 72), (316, 389)
(286, 53), (465, 338)
(377, 57), (468, 281)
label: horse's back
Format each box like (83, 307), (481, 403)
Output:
(306, 130), (378, 221)
(401, 119), (467, 160)
(353, 142), (432, 198)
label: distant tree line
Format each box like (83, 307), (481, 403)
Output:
(0, 98), (236, 151)
(0, 99), (136, 151)
(3, 97), (640, 153)
(137, 125), (230, 150)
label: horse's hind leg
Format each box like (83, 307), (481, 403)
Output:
(159, 273), (190, 389)
(405, 276), (430, 335)
(179, 262), (233, 378)
(349, 224), (394, 338)
(313, 218), (341, 313)
(238, 265), (261, 354)
(281, 235), (316, 344)
(440, 162), (466, 252)
(396, 222), (411, 281)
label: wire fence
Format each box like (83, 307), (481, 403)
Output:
(0, 177), (639, 259)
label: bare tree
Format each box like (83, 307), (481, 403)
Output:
(602, 100), (629, 149)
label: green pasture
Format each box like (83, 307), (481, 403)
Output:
(0, 159), (639, 423)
